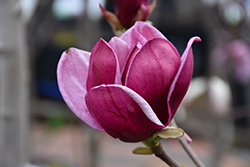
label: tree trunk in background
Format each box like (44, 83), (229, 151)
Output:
(0, 0), (30, 167)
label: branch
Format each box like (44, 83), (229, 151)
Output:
(171, 119), (206, 167)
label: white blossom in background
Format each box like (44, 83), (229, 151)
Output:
(52, 0), (85, 20)
(221, 2), (244, 26)
(181, 76), (232, 117)
(208, 76), (232, 116)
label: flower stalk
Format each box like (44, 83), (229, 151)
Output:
(152, 143), (180, 167)
(142, 136), (180, 167)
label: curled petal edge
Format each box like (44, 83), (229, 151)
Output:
(167, 36), (201, 123)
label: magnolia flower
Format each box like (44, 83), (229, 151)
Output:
(57, 21), (201, 142)
(99, 0), (156, 36)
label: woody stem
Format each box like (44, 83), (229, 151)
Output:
(171, 119), (206, 167)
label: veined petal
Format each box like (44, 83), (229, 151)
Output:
(125, 38), (181, 125)
(120, 21), (165, 48)
(57, 48), (103, 131)
(167, 37), (201, 125)
(115, 84), (164, 127)
(108, 37), (130, 73)
(85, 84), (164, 142)
(87, 39), (121, 90)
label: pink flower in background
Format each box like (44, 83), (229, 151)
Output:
(99, 0), (156, 35)
(57, 21), (200, 142)
(211, 39), (250, 84)
(227, 40), (250, 84)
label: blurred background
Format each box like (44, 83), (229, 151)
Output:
(1, 0), (250, 167)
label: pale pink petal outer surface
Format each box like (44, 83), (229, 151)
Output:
(57, 48), (103, 131)
(108, 37), (130, 73)
(125, 38), (181, 125)
(85, 84), (164, 142)
(86, 39), (121, 90)
(120, 21), (166, 49)
(167, 37), (202, 125)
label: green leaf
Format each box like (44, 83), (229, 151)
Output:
(132, 147), (153, 155)
(155, 127), (184, 139)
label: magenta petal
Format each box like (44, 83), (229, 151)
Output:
(87, 39), (121, 90)
(108, 37), (130, 73)
(167, 37), (201, 125)
(57, 48), (103, 131)
(113, 0), (151, 28)
(125, 38), (181, 125)
(120, 21), (165, 48)
(85, 84), (164, 142)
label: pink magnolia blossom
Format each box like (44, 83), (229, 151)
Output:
(113, 0), (151, 28)
(57, 21), (201, 142)
(99, 0), (156, 35)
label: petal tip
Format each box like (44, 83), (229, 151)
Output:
(192, 36), (202, 42)
(99, 4), (106, 14)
